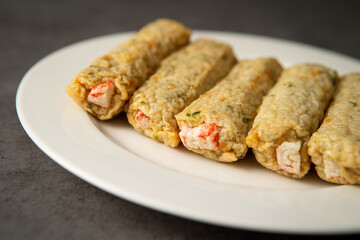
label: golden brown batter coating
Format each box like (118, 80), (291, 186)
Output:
(127, 39), (236, 147)
(66, 19), (190, 120)
(308, 73), (360, 184)
(176, 58), (282, 162)
(246, 64), (338, 178)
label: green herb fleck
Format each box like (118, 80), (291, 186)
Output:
(226, 105), (233, 110)
(287, 82), (293, 87)
(242, 117), (252, 123)
(192, 111), (201, 117)
(187, 111), (201, 117)
(261, 90), (266, 96)
(332, 78), (337, 87)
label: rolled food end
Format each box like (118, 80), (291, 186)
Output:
(87, 81), (116, 108)
(276, 140), (302, 175)
(323, 157), (341, 180)
(179, 123), (220, 151)
(135, 110), (151, 129)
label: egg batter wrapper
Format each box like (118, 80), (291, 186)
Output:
(308, 73), (360, 184)
(175, 58), (282, 162)
(246, 64), (338, 178)
(66, 18), (191, 120)
(126, 39), (236, 147)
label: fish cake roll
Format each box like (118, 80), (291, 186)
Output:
(246, 64), (338, 178)
(308, 74), (360, 184)
(126, 39), (236, 147)
(66, 19), (190, 120)
(175, 58), (283, 162)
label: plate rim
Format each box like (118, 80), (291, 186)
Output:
(16, 30), (360, 235)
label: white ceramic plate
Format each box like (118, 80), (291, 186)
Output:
(16, 31), (360, 234)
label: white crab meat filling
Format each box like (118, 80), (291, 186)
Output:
(276, 140), (302, 175)
(323, 157), (340, 179)
(87, 81), (115, 108)
(179, 123), (219, 151)
(135, 111), (151, 129)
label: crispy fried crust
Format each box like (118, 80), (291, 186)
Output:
(176, 58), (283, 161)
(126, 39), (237, 147)
(308, 73), (360, 184)
(246, 64), (338, 178)
(66, 19), (191, 120)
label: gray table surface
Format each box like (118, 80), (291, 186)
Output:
(1, 0), (360, 239)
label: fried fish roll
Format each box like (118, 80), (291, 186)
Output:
(308, 74), (360, 184)
(175, 58), (283, 162)
(126, 39), (236, 147)
(246, 64), (338, 178)
(66, 19), (190, 120)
